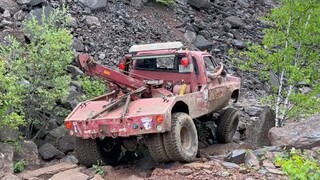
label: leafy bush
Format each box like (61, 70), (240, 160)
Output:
(156, 0), (175, 5)
(78, 77), (106, 100)
(13, 160), (25, 173)
(275, 148), (320, 180)
(0, 6), (73, 139)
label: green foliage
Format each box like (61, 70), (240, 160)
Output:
(92, 160), (105, 176)
(78, 77), (106, 100)
(235, 0), (320, 124)
(0, 59), (25, 129)
(13, 160), (25, 173)
(156, 0), (175, 5)
(0, 6), (73, 138)
(275, 148), (320, 180)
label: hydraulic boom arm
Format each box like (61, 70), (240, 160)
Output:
(77, 54), (144, 90)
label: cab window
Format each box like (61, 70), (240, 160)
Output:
(203, 56), (217, 72)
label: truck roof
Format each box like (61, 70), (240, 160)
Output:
(135, 49), (210, 58)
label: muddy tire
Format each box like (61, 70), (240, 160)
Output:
(146, 133), (171, 163)
(216, 108), (239, 143)
(74, 138), (105, 167)
(163, 113), (198, 162)
(74, 138), (121, 167)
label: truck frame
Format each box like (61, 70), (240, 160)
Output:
(65, 42), (241, 166)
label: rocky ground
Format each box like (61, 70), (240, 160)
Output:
(1, 0), (319, 180)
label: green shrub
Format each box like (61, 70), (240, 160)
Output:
(275, 148), (320, 180)
(92, 160), (105, 176)
(78, 76), (106, 100)
(0, 6), (73, 139)
(13, 160), (25, 173)
(156, 0), (175, 5)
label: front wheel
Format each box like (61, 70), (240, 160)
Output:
(163, 113), (198, 162)
(216, 108), (239, 143)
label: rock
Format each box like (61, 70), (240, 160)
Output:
(0, 143), (14, 173)
(61, 155), (78, 164)
(67, 16), (77, 28)
(44, 126), (68, 147)
(175, 168), (193, 176)
(193, 35), (213, 51)
(184, 30), (197, 43)
(247, 107), (275, 148)
(16, 0), (32, 5)
(1, 174), (19, 180)
(184, 162), (211, 169)
(13, 10), (26, 21)
(269, 70), (280, 86)
(265, 167), (283, 175)
(0, 126), (20, 142)
(244, 106), (263, 116)
(38, 143), (64, 160)
(98, 52), (106, 60)
(231, 39), (246, 49)
(131, 0), (147, 10)
(245, 151), (260, 169)
(14, 141), (40, 169)
(216, 171), (230, 177)
(3, 10), (11, 18)
(221, 162), (240, 169)
(85, 15), (101, 26)
(58, 136), (76, 153)
(73, 38), (85, 52)
(187, 0), (211, 10)
(66, 65), (84, 78)
(0, 29), (26, 44)
(269, 114), (320, 149)
(25, 6), (53, 25)
(262, 160), (275, 169)
(126, 175), (144, 180)
(91, 174), (105, 180)
(0, 0), (20, 15)
(225, 149), (246, 164)
(79, 0), (107, 11)
(226, 16), (245, 28)
(65, 85), (82, 109)
(20, 162), (77, 179)
(252, 146), (282, 157)
(49, 167), (88, 180)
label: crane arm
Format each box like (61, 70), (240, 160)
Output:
(77, 54), (144, 90)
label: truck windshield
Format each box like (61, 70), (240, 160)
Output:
(133, 54), (180, 72)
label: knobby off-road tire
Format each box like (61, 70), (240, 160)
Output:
(74, 138), (121, 167)
(163, 112), (198, 162)
(145, 133), (171, 163)
(216, 108), (239, 143)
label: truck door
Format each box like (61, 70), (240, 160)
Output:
(203, 56), (229, 112)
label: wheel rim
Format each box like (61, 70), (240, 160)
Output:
(180, 125), (192, 151)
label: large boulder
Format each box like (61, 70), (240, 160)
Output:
(269, 115), (320, 149)
(0, 142), (14, 173)
(0, 0), (20, 15)
(187, 0), (211, 10)
(0, 126), (20, 142)
(193, 35), (213, 51)
(14, 141), (40, 170)
(247, 107), (275, 148)
(44, 126), (68, 147)
(38, 143), (64, 160)
(79, 0), (107, 11)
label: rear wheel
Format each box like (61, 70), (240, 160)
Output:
(163, 113), (198, 162)
(145, 133), (171, 163)
(74, 138), (121, 167)
(216, 108), (239, 143)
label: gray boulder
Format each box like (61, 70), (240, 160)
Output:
(44, 126), (68, 147)
(231, 39), (246, 49)
(66, 65), (84, 78)
(85, 15), (101, 26)
(0, 126), (20, 142)
(73, 38), (85, 52)
(0, 0), (20, 15)
(58, 136), (76, 153)
(247, 107), (275, 148)
(0, 142), (14, 173)
(193, 35), (213, 51)
(0, 29), (26, 44)
(184, 30), (197, 43)
(14, 141), (40, 169)
(245, 151), (260, 169)
(268, 114), (320, 149)
(38, 143), (64, 160)
(79, 0), (107, 11)
(187, 0), (211, 10)
(25, 6), (53, 26)
(224, 149), (246, 164)
(226, 16), (245, 29)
